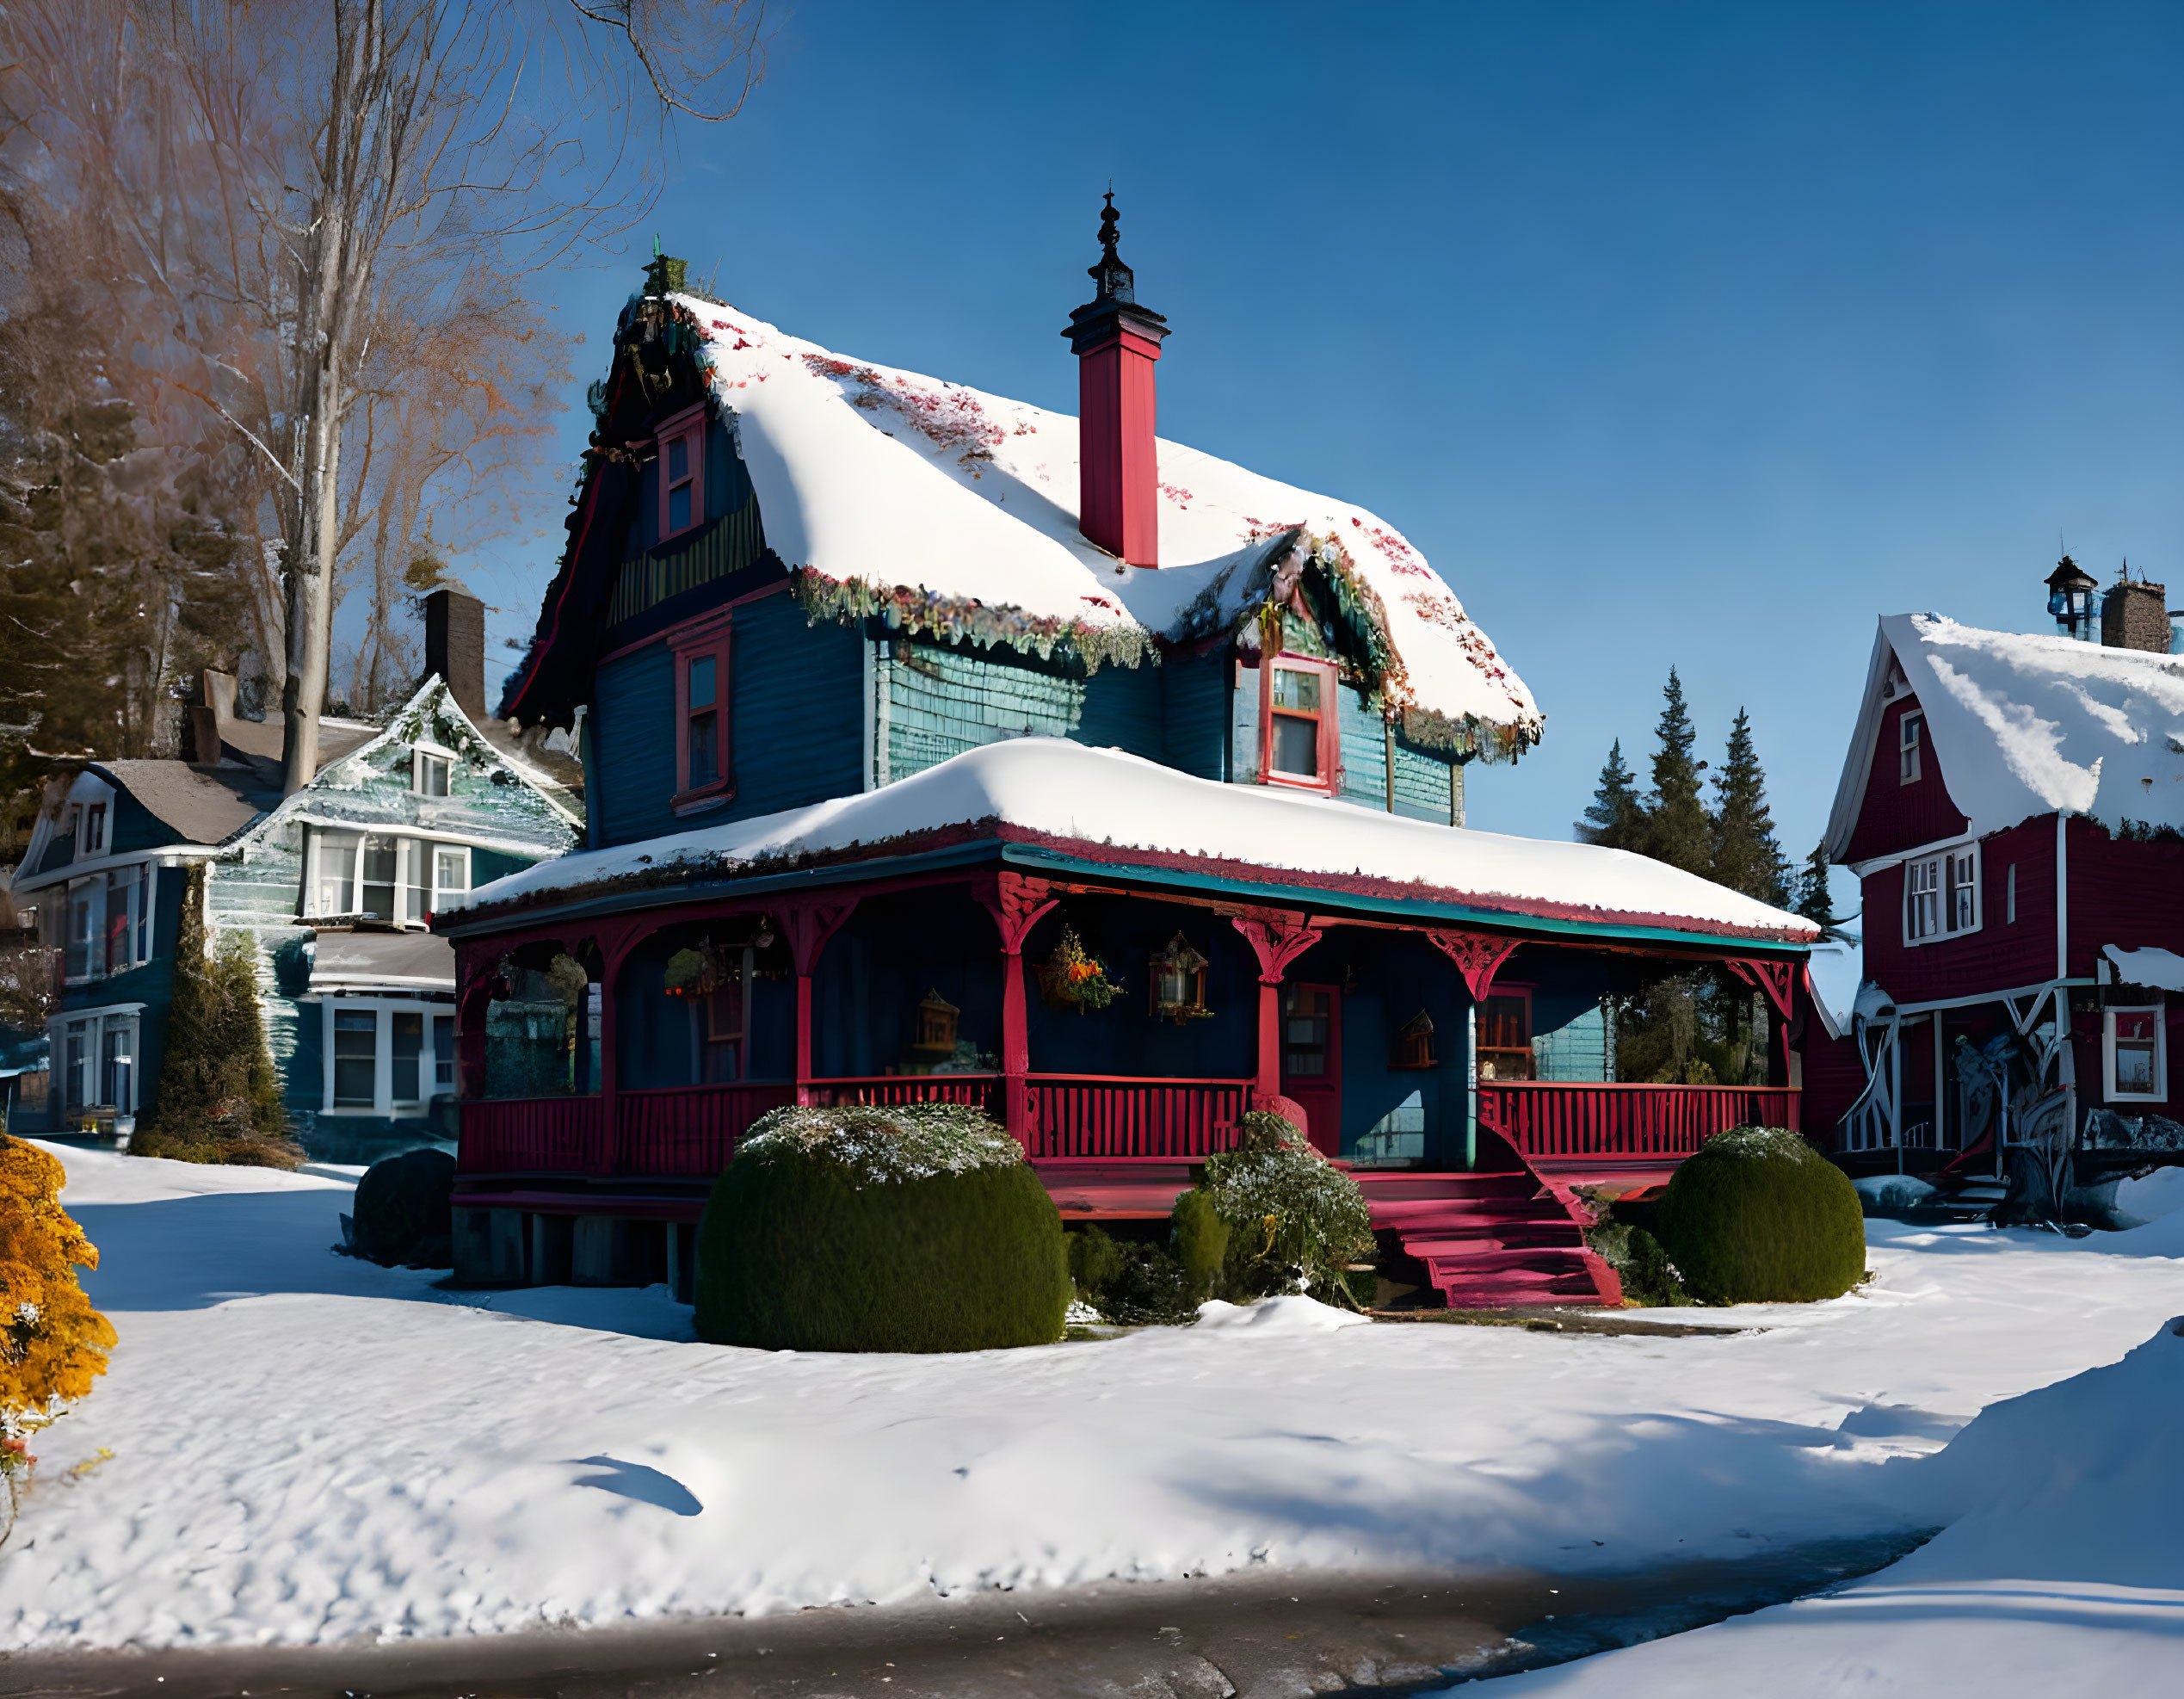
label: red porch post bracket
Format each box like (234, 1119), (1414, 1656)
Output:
(1229, 911), (1323, 1105)
(1423, 928), (1524, 1002)
(973, 874), (1059, 1142)
(1725, 956), (1800, 1090)
(779, 899), (859, 1105)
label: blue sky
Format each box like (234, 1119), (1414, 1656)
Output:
(459, 0), (2184, 871)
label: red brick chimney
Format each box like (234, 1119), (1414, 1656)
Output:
(1062, 193), (1169, 566)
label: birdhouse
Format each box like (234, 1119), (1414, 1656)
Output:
(1148, 931), (1212, 1024)
(913, 989), (960, 1054)
(1391, 1009), (1436, 1070)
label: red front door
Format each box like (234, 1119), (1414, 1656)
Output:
(1280, 982), (1343, 1158)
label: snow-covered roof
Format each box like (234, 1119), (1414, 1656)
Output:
(674, 297), (1540, 759)
(445, 738), (1814, 946)
(1826, 613), (2184, 860)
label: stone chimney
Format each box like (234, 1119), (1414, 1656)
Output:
(425, 588), (488, 722)
(2101, 569), (2170, 654)
(1061, 193), (1169, 566)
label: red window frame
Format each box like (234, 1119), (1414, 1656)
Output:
(669, 608), (734, 810)
(656, 405), (706, 542)
(1258, 653), (1340, 794)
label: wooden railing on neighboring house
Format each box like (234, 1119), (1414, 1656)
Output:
(1479, 1081), (1798, 1165)
(1021, 1075), (1252, 1160)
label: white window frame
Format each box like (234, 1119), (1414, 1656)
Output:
(320, 997), (454, 1116)
(2104, 1003), (2167, 1104)
(1903, 841), (1982, 946)
(49, 1005), (144, 1116)
(1898, 711), (1924, 784)
(308, 829), (473, 926)
(412, 744), (456, 798)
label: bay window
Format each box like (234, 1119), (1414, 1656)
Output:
(323, 999), (456, 1114)
(310, 831), (472, 923)
(61, 864), (152, 981)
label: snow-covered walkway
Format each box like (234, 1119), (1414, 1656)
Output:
(8, 1145), (2184, 1692)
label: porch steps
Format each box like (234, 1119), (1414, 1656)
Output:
(1356, 1170), (1621, 1309)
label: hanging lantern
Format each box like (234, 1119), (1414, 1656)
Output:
(1148, 930), (1212, 1024)
(1391, 1009), (1436, 1070)
(2046, 554), (2100, 643)
(913, 988), (961, 1054)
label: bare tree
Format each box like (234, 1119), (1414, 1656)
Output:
(0, 0), (763, 788)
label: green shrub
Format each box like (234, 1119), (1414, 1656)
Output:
(1170, 1186), (1229, 1299)
(1200, 1111), (1373, 1306)
(1068, 1223), (1126, 1299)
(1586, 1214), (1690, 1307)
(349, 1148), (455, 1267)
(695, 1104), (1069, 1352)
(1656, 1126), (1866, 1304)
(1101, 1240), (1197, 1324)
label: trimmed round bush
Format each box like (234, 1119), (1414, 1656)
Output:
(696, 1104), (1069, 1352)
(350, 1147), (455, 1267)
(1657, 1126), (1866, 1304)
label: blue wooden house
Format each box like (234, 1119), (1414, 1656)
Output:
(443, 220), (1816, 1304)
(12, 593), (582, 1161)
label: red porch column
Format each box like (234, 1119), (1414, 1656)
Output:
(779, 899), (859, 1105)
(974, 873), (1058, 1144)
(1229, 911), (1323, 1105)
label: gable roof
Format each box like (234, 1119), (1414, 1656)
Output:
(445, 737), (1814, 948)
(518, 293), (1543, 762)
(93, 761), (262, 845)
(1825, 613), (2184, 859)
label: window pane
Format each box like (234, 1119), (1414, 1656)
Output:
(433, 1016), (455, 1090)
(391, 1011), (423, 1102)
(418, 754), (449, 797)
(318, 832), (359, 914)
(435, 848), (468, 895)
(668, 436), (688, 484)
(1272, 668), (1320, 713)
(688, 708), (719, 788)
(1270, 714), (1319, 777)
(688, 654), (715, 710)
(669, 483), (691, 531)
(333, 1009), (376, 1105)
(361, 835), (398, 921)
(2116, 1041), (2158, 1094)
(1282, 985), (1330, 1077)
(101, 1021), (132, 1109)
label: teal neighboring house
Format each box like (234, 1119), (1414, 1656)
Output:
(11, 590), (583, 1161)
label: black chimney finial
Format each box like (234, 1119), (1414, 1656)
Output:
(1088, 189), (1135, 305)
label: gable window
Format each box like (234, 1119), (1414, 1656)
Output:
(1904, 843), (1981, 944)
(1899, 711), (1924, 784)
(1261, 656), (1338, 792)
(2105, 1004), (2166, 1103)
(669, 611), (735, 807)
(657, 409), (706, 541)
(414, 750), (452, 797)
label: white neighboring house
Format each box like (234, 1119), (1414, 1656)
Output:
(12, 590), (584, 1160)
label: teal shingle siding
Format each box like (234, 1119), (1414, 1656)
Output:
(879, 640), (1086, 782)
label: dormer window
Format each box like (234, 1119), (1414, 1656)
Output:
(1261, 657), (1338, 793)
(414, 751), (452, 797)
(82, 802), (107, 856)
(1898, 711), (1923, 784)
(657, 408), (706, 541)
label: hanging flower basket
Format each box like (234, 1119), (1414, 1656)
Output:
(664, 943), (729, 999)
(1037, 928), (1119, 1012)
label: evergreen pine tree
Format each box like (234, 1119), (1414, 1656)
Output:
(1576, 738), (1646, 849)
(1710, 707), (1789, 904)
(133, 868), (297, 1167)
(1644, 668), (1712, 875)
(1795, 839), (1843, 938)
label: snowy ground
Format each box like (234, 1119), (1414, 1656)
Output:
(8, 1143), (2184, 1694)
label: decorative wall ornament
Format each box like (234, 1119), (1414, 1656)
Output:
(1038, 927), (1119, 1012)
(1391, 1009), (1437, 1070)
(1149, 932), (1213, 1023)
(913, 990), (961, 1055)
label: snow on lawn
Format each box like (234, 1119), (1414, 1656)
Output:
(9, 1142), (2184, 1674)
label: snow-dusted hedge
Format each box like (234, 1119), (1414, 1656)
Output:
(1657, 1126), (1866, 1304)
(1198, 1111), (1374, 1306)
(694, 1104), (1069, 1352)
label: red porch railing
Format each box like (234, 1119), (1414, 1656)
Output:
(615, 1083), (798, 1177)
(458, 1095), (608, 1174)
(1480, 1082), (1800, 1163)
(1023, 1075), (1252, 1159)
(803, 1075), (1001, 1112)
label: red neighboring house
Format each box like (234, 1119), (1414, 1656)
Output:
(1809, 564), (2184, 1217)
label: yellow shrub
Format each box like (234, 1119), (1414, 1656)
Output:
(1, 1137), (115, 1412)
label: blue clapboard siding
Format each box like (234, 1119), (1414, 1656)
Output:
(1160, 649), (1230, 781)
(1077, 658), (1163, 759)
(591, 643), (681, 843)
